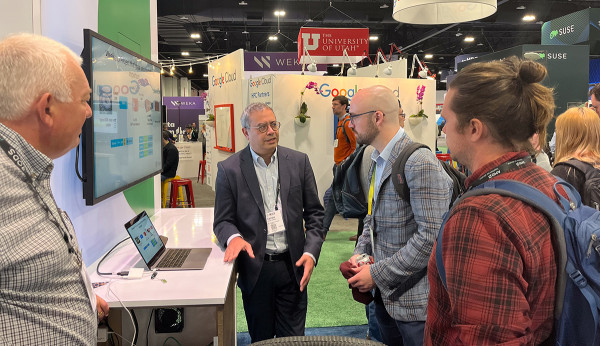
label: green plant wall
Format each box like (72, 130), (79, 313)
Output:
(98, 0), (155, 215)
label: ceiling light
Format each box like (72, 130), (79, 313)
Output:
(269, 35), (278, 41)
(169, 70), (174, 76)
(242, 30), (249, 34)
(464, 36), (475, 42)
(190, 33), (200, 39)
(224, 37), (228, 41)
(332, 64), (339, 67)
(239, 0), (247, 5)
(477, 43), (484, 46)
(380, 4), (389, 9)
(274, 10), (285, 16)
(181, 51), (190, 56)
(392, 0), (497, 25)
(160, 67), (165, 75)
(180, 16), (188, 20)
(523, 14), (536, 21)
(424, 54), (433, 59)
(196, 41), (202, 44)
(188, 65), (193, 74)
(203, 73), (209, 77)
(516, 5), (526, 10)
(369, 36), (379, 41)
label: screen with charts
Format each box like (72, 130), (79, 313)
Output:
(126, 213), (162, 263)
(81, 29), (162, 205)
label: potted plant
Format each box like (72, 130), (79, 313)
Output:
(295, 81), (320, 126)
(205, 113), (215, 127)
(409, 85), (428, 126)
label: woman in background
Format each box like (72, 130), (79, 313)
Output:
(551, 107), (600, 198)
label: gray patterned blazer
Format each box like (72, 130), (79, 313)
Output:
(354, 133), (452, 322)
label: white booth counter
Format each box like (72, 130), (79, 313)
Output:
(174, 141), (204, 179)
(90, 208), (235, 346)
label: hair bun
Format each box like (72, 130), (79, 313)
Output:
(518, 60), (547, 84)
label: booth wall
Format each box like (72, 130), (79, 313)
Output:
(208, 58), (436, 203)
(205, 49), (246, 188)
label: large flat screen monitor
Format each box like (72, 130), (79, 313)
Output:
(81, 29), (162, 205)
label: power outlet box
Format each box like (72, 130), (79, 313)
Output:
(97, 325), (108, 342)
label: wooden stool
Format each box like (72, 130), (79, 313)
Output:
(170, 179), (196, 208)
(197, 160), (206, 184)
(161, 175), (182, 208)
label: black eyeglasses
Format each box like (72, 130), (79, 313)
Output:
(348, 110), (377, 125)
(248, 121), (281, 133)
(400, 112), (406, 118)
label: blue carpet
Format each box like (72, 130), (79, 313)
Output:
(237, 325), (370, 345)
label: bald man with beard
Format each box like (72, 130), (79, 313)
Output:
(345, 85), (452, 346)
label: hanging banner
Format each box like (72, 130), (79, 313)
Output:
(244, 52), (326, 72)
(298, 27), (369, 64)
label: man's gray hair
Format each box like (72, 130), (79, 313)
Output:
(240, 103), (274, 128)
(0, 33), (82, 121)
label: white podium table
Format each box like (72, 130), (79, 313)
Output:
(91, 208), (236, 346)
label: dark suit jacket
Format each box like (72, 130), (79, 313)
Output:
(162, 142), (179, 178)
(213, 145), (325, 294)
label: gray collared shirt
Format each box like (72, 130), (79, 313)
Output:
(0, 123), (97, 344)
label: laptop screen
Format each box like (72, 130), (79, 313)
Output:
(125, 212), (164, 264)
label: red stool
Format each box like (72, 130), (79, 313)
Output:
(197, 160), (206, 184)
(170, 179), (196, 208)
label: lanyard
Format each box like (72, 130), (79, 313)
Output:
(368, 165), (376, 215)
(0, 137), (82, 268)
(469, 156), (532, 189)
(274, 177), (280, 211)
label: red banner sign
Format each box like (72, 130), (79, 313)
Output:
(298, 28), (369, 64)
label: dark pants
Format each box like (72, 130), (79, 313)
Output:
(374, 299), (424, 346)
(241, 256), (307, 342)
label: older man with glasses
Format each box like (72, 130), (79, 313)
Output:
(345, 85), (452, 346)
(213, 102), (325, 343)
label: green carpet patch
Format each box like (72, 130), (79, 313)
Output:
(236, 230), (368, 332)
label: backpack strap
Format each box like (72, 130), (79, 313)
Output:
(341, 118), (351, 143)
(561, 159), (600, 181)
(435, 179), (570, 320)
(336, 117), (351, 144)
(391, 142), (430, 203)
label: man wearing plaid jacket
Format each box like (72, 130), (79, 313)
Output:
(346, 85), (452, 346)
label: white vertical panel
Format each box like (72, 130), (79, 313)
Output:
(0, 0), (35, 37)
(41, 0), (98, 54)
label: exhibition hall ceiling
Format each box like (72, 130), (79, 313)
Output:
(157, 0), (597, 89)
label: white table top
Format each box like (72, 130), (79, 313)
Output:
(89, 208), (234, 308)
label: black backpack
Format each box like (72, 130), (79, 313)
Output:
(555, 159), (600, 210)
(331, 142), (466, 218)
(331, 145), (368, 219)
(392, 142), (466, 207)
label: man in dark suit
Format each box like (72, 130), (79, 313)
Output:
(161, 130), (179, 181)
(213, 103), (325, 342)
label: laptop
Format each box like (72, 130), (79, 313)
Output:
(124, 211), (211, 270)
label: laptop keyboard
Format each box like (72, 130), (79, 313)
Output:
(157, 248), (192, 268)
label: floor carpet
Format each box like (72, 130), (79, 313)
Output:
(236, 230), (368, 332)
